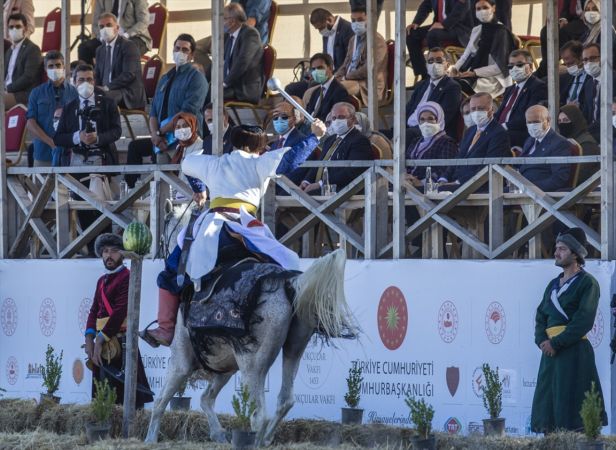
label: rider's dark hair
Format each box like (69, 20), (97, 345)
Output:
(229, 125), (268, 153)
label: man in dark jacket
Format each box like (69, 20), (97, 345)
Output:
(310, 8), (355, 72)
(303, 53), (350, 122)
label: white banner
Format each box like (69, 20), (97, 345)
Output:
(0, 259), (613, 436)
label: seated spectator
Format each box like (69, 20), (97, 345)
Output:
(171, 112), (208, 205)
(303, 53), (350, 122)
(559, 40), (591, 106)
(449, 0), (515, 98)
(438, 92), (510, 187)
(461, 97), (473, 129)
(78, 0), (152, 65)
(268, 102), (306, 151)
(472, 0), (512, 30)
(26, 51), (78, 167)
(4, 13), (41, 109)
(310, 8), (354, 72)
(334, 6), (387, 105)
(94, 13), (146, 110)
(355, 111), (393, 159)
(519, 105), (573, 192)
(559, 104), (599, 184)
(495, 49), (547, 148)
(125, 34), (208, 187)
(203, 103), (234, 155)
(406, 0), (473, 80)
(300, 102), (374, 193)
(406, 102), (458, 186)
(3, 0), (34, 40)
(405, 47), (462, 141)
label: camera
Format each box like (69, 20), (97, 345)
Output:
(77, 94), (103, 135)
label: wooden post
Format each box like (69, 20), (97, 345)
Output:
(122, 252), (143, 438)
(0, 0), (6, 258)
(392, 0), (407, 259)
(211, 0), (224, 156)
(366, 0), (378, 129)
(545, 0), (559, 125)
(61, 0), (70, 76)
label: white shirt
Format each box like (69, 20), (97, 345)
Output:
(5, 38), (24, 86)
(407, 76), (445, 127)
(326, 15), (340, 60)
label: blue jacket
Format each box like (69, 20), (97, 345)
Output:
(269, 127), (313, 184)
(519, 128), (573, 192)
(232, 0), (272, 44)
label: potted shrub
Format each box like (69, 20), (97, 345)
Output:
(405, 396), (435, 450)
(578, 382), (604, 450)
(85, 378), (117, 443)
(40, 344), (63, 404)
(481, 363), (505, 436)
(341, 362), (363, 424)
(170, 378), (192, 411)
(230, 383), (257, 450)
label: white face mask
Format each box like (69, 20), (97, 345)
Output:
(585, 11), (600, 25)
(77, 82), (94, 98)
(319, 27), (334, 37)
(471, 110), (491, 128)
(476, 9), (494, 23)
(612, 115), (616, 129)
(173, 51), (190, 67)
(463, 113), (474, 128)
(174, 127), (192, 141)
(527, 122), (547, 139)
(331, 118), (350, 136)
(419, 122), (441, 139)
(566, 64), (583, 76)
(427, 63), (446, 80)
(8, 27), (23, 43)
(351, 21), (367, 36)
(584, 61), (601, 78)
(509, 65), (529, 83)
(46, 68), (64, 82)
(99, 26), (117, 42)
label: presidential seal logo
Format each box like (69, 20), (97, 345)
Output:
(377, 286), (408, 350)
(1, 298), (17, 336)
(438, 300), (458, 343)
(588, 309), (604, 348)
(444, 417), (462, 434)
(472, 366), (485, 398)
(6, 356), (18, 385)
(72, 359), (84, 386)
(485, 302), (506, 344)
(39, 298), (56, 337)
(78, 297), (91, 333)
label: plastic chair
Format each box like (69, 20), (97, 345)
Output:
(5, 104), (28, 166)
(41, 8), (61, 53)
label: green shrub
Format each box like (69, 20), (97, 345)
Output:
(40, 345), (63, 395)
(90, 379), (117, 424)
(580, 381), (602, 441)
(231, 383), (256, 431)
(405, 396), (434, 440)
(482, 363), (502, 419)
(344, 362), (363, 408)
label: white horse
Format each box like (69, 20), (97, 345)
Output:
(145, 249), (356, 446)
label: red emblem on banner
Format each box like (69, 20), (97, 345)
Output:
(377, 286), (408, 350)
(438, 301), (459, 343)
(72, 359), (84, 386)
(444, 417), (462, 434)
(485, 302), (506, 344)
(446, 366), (460, 397)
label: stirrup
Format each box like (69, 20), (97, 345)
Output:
(139, 320), (160, 348)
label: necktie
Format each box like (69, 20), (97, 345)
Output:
(314, 86), (325, 116)
(426, 82), (436, 99)
(470, 129), (482, 148)
(593, 79), (600, 122)
(528, 139), (537, 155)
(81, 100), (89, 131)
(437, 0), (445, 22)
(569, 74), (582, 102)
(276, 135), (285, 149)
(497, 85), (519, 124)
(224, 35), (234, 77)
(315, 137), (343, 182)
(103, 45), (112, 86)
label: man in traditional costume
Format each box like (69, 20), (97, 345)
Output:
(84, 233), (153, 407)
(531, 227), (607, 432)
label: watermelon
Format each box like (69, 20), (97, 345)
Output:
(123, 222), (152, 256)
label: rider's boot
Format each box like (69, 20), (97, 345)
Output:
(140, 288), (179, 347)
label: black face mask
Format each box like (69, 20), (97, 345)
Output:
(558, 122), (574, 138)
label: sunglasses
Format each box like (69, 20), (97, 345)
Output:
(507, 62), (528, 69)
(273, 115), (289, 120)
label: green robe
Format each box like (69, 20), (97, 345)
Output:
(530, 271), (607, 433)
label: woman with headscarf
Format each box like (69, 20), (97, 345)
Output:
(558, 104), (600, 184)
(450, 0), (515, 98)
(141, 120), (327, 347)
(405, 102), (458, 186)
(579, 0), (616, 62)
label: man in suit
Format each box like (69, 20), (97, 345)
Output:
(439, 92), (510, 187)
(78, 0), (152, 64)
(303, 53), (350, 122)
(404, 47), (461, 140)
(559, 40), (590, 106)
(3, 0), (34, 40)
(495, 49), (547, 148)
(335, 6), (387, 105)
(202, 103), (234, 155)
(4, 13), (41, 109)
(407, 0), (473, 79)
(519, 105), (573, 191)
(94, 13), (146, 110)
(222, 3), (264, 104)
(301, 102), (374, 193)
(310, 8), (354, 72)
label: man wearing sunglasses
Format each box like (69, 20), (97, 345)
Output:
(494, 49), (546, 148)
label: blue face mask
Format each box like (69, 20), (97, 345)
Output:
(273, 118), (290, 135)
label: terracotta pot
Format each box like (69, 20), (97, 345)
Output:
(411, 434), (436, 450)
(170, 396), (191, 411)
(231, 429), (256, 450)
(483, 417), (506, 437)
(341, 407), (364, 424)
(85, 421), (111, 443)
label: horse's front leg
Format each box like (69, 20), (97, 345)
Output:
(200, 371), (234, 443)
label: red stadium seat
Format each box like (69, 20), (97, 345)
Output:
(4, 104), (28, 166)
(148, 2), (168, 53)
(267, 1), (278, 45)
(41, 8), (61, 53)
(142, 54), (163, 101)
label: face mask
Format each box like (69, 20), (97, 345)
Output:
(174, 127), (192, 141)
(351, 21), (367, 36)
(471, 110), (491, 128)
(585, 11), (600, 25)
(273, 118), (290, 135)
(419, 122), (441, 139)
(331, 118), (350, 136)
(8, 27), (23, 42)
(612, 115), (616, 129)
(46, 68), (64, 82)
(509, 65), (529, 82)
(319, 27), (334, 37)
(207, 122), (215, 134)
(311, 68), (329, 84)
(173, 51), (189, 67)
(427, 63), (446, 80)
(223, 24), (231, 34)
(566, 64), (583, 76)
(77, 82), (94, 98)
(558, 122), (574, 137)
(584, 61), (601, 78)
(99, 26), (117, 42)
(527, 122), (547, 139)
(463, 113), (474, 128)
(476, 9), (494, 23)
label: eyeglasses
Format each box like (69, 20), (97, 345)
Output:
(273, 115), (289, 120)
(507, 62), (528, 69)
(427, 58), (445, 64)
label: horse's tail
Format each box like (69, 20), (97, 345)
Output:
(291, 249), (358, 338)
